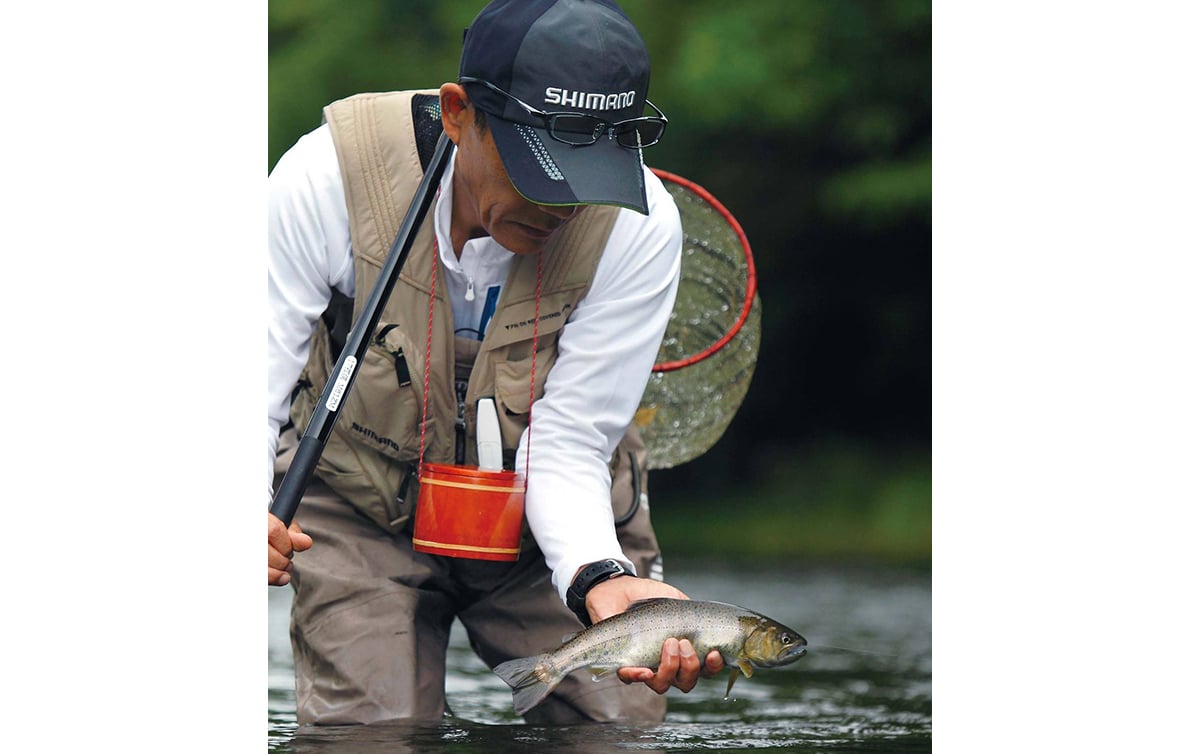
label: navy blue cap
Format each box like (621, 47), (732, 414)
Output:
(459, 0), (652, 214)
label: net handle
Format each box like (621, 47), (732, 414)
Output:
(650, 167), (758, 373)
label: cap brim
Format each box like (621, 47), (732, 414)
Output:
(485, 112), (649, 215)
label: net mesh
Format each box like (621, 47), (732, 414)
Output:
(635, 173), (762, 470)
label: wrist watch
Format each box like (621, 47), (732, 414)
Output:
(566, 558), (633, 626)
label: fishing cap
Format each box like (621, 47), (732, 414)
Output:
(459, 0), (655, 214)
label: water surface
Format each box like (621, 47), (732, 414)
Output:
(268, 559), (931, 752)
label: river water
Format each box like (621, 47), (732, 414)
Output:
(268, 559), (931, 752)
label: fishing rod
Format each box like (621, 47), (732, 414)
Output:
(269, 131), (453, 527)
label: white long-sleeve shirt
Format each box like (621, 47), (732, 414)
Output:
(267, 123), (682, 601)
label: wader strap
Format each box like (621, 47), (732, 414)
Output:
(412, 94), (443, 171)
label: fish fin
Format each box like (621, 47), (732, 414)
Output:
(493, 654), (557, 717)
(560, 631), (581, 644)
(723, 668), (740, 700)
(589, 666), (616, 680)
(737, 658), (755, 678)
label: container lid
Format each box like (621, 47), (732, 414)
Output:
(420, 462), (523, 484)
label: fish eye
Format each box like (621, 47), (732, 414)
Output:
(781, 634), (792, 645)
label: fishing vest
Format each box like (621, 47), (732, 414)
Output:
(290, 90), (649, 536)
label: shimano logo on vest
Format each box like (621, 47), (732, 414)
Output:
(545, 87), (636, 111)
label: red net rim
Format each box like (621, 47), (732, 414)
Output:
(650, 167), (758, 373)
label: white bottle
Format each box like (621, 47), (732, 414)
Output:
(476, 397), (503, 471)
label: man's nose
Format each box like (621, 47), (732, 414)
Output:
(539, 203), (581, 221)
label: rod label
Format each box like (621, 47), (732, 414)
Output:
(325, 356), (357, 411)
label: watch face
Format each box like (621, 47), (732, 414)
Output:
(568, 560), (628, 614)
(571, 559), (628, 624)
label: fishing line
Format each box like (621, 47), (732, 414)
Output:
(804, 642), (899, 658)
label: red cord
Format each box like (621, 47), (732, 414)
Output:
(419, 230), (439, 475)
(418, 227), (540, 488)
(523, 250), (542, 489)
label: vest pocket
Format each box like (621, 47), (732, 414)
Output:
(492, 345), (560, 450)
(316, 455), (416, 535)
(335, 325), (423, 462)
(290, 321), (425, 535)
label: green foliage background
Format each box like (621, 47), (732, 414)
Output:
(269, 0), (931, 563)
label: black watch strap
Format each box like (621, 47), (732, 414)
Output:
(566, 558), (632, 626)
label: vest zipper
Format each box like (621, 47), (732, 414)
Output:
(465, 276), (476, 302)
(454, 379), (468, 464)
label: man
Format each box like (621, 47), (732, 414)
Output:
(266, 0), (723, 725)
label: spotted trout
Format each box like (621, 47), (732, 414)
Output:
(492, 598), (807, 715)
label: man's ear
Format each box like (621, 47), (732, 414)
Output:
(440, 83), (471, 146)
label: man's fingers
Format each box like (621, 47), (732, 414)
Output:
(268, 565), (292, 586)
(701, 648), (725, 677)
(268, 545), (294, 573)
(269, 513), (309, 586)
(617, 667), (654, 685)
(286, 523), (312, 554)
(647, 638), (681, 694)
(289, 522), (314, 552)
(673, 639), (700, 693)
(618, 639), (716, 694)
(268, 512), (293, 557)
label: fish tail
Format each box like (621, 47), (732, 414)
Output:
(493, 654), (558, 716)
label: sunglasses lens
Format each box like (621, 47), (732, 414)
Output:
(614, 119), (664, 148)
(549, 114), (605, 145)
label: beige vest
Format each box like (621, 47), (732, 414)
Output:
(290, 90), (646, 535)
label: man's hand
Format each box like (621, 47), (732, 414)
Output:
(584, 575), (725, 694)
(618, 636), (725, 694)
(268, 512), (312, 586)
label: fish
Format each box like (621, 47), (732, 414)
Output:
(492, 598), (807, 715)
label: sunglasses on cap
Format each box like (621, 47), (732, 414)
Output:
(459, 76), (668, 149)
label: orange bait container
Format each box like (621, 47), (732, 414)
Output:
(412, 463), (525, 561)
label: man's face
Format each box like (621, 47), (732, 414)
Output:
(451, 108), (581, 255)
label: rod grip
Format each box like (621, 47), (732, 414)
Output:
(268, 435), (324, 526)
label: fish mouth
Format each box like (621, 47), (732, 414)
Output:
(792, 634), (808, 656)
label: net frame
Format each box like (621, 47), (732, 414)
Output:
(637, 168), (762, 469)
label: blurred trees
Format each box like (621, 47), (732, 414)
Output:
(268, 0), (930, 523)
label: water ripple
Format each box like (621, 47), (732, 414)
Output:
(269, 562), (930, 752)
